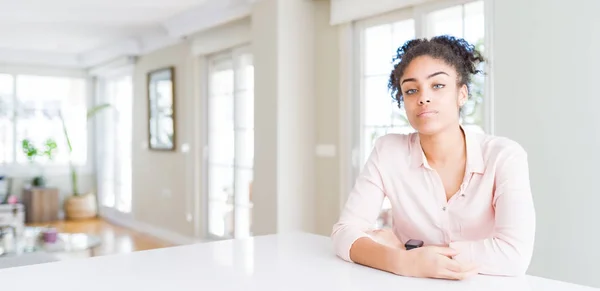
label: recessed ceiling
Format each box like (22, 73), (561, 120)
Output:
(0, 0), (209, 55)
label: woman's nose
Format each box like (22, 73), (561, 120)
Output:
(417, 89), (432, 105)
(418, 97), (431, 105)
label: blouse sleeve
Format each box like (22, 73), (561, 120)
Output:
(331, 137), (387, 262)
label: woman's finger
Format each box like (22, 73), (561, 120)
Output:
(437, 258), (479, 280)
(436, 269), (469, 280)
(465, 267), (480, 277)
(431, 246), (460, 258)
(443, 258), (464, 273)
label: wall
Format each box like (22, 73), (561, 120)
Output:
(314, 1), (341, 236)
(251, 0), (279, 235)
(276, 0), (316, 234)
(252, 0), (317, 235)
(492, 0), (600, 287)
(132, 42), (196, 238)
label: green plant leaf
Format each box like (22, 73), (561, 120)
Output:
(61, 103), (112, 196)
(21, 139), (38, 163)
(43, 138), (58, 160)
(87, 103), (111, 120)
(58, 112), (73, 154)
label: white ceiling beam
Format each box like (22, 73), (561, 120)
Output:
(137, 30), (182, 55)
(87, 55), (137, 77)
(162, 0), (252, 39)
(0, 48), (81, 68)
(78, 38), (141, 68)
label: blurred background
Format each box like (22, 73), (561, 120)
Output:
(0, 0), (599, 288)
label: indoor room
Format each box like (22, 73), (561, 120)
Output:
(0, 0), (598, 290)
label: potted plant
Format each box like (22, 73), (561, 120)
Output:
(21, 138), (58, 187)
(60, 104), (111, 220)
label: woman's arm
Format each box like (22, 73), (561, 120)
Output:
(331, 138), (387, 263)
(348, 236), (403, 274)
(347, 231), (479, 280)
(449, 147), (536, 276)
(332, 137), (478, 280)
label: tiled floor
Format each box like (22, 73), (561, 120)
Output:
(27, 218), (175, 257)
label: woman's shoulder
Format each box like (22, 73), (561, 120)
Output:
(474, 131), (528, 160)
(372, 132), (416, 154)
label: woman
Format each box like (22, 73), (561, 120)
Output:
(331, 35), (535, 280)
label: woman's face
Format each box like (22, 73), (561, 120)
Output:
(399, 55), (468, 136)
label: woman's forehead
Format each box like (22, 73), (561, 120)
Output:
(403, 56), (456, 78)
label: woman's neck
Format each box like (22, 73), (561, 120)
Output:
(419, 124), (466, 167)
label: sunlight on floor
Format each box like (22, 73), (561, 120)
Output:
(26, 218), (174, 257)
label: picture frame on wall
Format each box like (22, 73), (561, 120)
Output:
(147, 66), (176, 151)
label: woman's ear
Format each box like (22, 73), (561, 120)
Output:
(458, 84), (469, 106)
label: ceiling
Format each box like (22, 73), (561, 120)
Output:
(0, 0), (251, 68)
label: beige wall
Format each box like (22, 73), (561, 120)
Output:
(252, 0), (317, 235)
(251, 0), (279, 235)
(251, 0), (341, 236)
(276, 0), (316, 234)
(132, 42), (196, 237)
(313, 1), (341, 236)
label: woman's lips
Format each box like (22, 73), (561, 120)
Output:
(417, 110), (439, 117)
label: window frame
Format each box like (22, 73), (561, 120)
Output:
(0, 69), (94, 178)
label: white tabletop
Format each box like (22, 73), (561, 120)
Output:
(0, 232), (596, 291)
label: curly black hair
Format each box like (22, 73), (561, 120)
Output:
(388, 35), (486, 108)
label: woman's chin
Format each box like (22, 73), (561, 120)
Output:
(413, 122), (446, 136)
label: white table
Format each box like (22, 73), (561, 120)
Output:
(0, 252), (59, 269)
(0, 232), (596, 291)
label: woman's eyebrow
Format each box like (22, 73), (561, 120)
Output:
(401, 71), (449, 85)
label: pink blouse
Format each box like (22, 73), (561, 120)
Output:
(331, 128), (536, 276)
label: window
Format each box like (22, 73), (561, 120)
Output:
(206, 46), (254, 239)
(97, 75), (133, 214)
(0, 73), (88, 167)
(355, 0), (487, 228)
(0, 74), (14, 164)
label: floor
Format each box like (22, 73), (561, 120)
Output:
(27, 218), (175, 257)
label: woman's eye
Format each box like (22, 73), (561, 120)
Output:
(433, 84), (445, 89)
(404, 89), (417, 95)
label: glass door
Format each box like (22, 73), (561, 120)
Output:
(206, 46), (254, 240)
(97, 74), (133, 215)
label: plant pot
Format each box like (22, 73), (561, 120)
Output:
(32, 176), (46, 187)
(64, 193), (97, 220)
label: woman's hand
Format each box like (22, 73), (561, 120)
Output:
(394, 246), (479, 280)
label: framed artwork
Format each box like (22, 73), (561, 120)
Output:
(147, 66), (176, 151)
